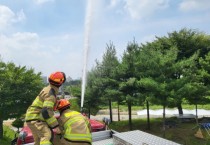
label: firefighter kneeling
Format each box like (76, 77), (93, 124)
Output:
(54, 99), (92, 145)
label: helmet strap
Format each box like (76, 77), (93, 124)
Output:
(49, 79), (62, 87)
(59, 106), (70, 114)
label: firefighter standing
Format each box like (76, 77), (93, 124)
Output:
(54, 99), (92, 145)
(25, 71), (66, 145)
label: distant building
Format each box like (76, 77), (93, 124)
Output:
(66, 76), (72, 83)
(57, 91), (73, 100)
(41, 76), (48, 84)
(64, 91), (72, 100)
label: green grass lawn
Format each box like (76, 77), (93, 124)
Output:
(109, 117), (210, 145)
(0, 126), (16, 145)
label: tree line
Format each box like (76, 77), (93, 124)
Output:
(0, 60), (44, 139)
(79, 28), (210, 130)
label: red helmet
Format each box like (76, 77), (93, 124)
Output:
(55, 99), (71, 111)
(48, 72), (66, 87)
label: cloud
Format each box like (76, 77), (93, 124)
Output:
(106, 0), (170, 20)
(1, 0), (209, 80)
(179, 0), (210, 12)
(0, 32), (47, 66)
(0, 5), (25, 32)
(15, 9), (25, 22)
(0, 32), (43, 60)
(109, 0), (121, 8)
(123, 0), (169, 19)
(140, 34), (157, 44)
(0, 5), (14, 28)
(5, 32), (40, 55)
(12, 32), (39, 44)
(33, 0), (54, 5)
(0, 31), (84, 79)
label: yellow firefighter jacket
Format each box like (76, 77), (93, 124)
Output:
(58, 110), (92, 144)
(25, 85), (59, 128)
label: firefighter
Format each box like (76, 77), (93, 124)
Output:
(25, 71), (66, 145)
(54, 99), (92, 145)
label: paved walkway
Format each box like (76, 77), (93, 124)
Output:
(90, 109), (175, 121)
(4, 109), (209, 126)
(90, 109), (210, 121)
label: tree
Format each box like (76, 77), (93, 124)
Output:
(66, 83), (81, 98)
(184, 52), (210, 123)
(12, 117), (24, 133)
(84, 65), (104, 117)
(0, 60), (44, 139)
(93, 42), (120, 122)
(136, 45), (201, 137)
(157, 29), (210, 113)
(118, 40), (140, 130)
(137, 47), (178, 136)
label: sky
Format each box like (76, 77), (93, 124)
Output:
(0, 0), (210, 79)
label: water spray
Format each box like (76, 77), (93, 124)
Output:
(81, 0), (93, 112)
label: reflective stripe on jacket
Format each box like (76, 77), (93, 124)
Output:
(59, 110), (92, 143)
(40, 140), (52, 145)
(25, 85), (59, 128)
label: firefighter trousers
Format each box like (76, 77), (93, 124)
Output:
(26, 121), (53, 145)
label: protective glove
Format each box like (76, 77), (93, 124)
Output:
(54, 126), (61, 134)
